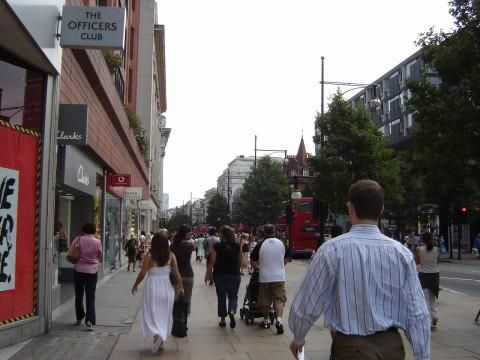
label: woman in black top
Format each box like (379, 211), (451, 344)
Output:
(204, 225), (243, 328)
(171, 224), (195, 315)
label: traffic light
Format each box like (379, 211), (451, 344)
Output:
(459, 206), (468, 223)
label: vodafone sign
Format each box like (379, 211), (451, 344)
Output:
(110, 174), (131, 187)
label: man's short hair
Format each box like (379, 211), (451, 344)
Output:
(348, 179), (384, 221)
(263, 224), (275, 237)
(208, 227), (217, 236)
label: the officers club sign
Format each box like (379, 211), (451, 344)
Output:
(60, 6), (126, 50)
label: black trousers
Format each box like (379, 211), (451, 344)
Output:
(73, 270), (98, 325)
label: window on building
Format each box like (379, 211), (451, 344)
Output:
(0, 57), (45, 132)
(129, 26), (135, 60)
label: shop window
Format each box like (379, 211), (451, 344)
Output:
(0, 58), (44, 132)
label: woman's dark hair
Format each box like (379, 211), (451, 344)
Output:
(150, 231), (170, 266)
(82, 222), (96, 234)
(422, 232), (434, 251)
(208, 226), (217, 236)
(141, 230), (146, 236)
(219, 225), (235, 244)
(173, 224), (192, 243)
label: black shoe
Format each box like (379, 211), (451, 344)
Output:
(219, 321), (226, 328)
(276, 321), (284, 335)
(229, 313), (236, 329)
(259, 321), (270, 329)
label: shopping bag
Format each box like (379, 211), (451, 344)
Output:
(171, 298), (188, 338)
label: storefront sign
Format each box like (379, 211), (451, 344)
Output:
(0, 124), (38, 322)
(124, 187), (142, 200)
(0, 167), (18, 292)
(110, 174), (131, 187)
(60, 5), (126, 50)
(58, 104), (88, 145)
(59, 146), (101, 196)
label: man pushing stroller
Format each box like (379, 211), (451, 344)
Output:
(250, 224), (290, 334)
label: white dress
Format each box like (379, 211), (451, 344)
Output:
(139, 265), (175, 341)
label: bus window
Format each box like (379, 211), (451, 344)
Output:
(296, 202), (313, 212)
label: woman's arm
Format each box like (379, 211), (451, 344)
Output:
(131, 253), (151, 295)
(415, 247), (421, 265)
(170, 254), (184, 297)
(204, 247), (217, 284)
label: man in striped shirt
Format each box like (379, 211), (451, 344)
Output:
(288, 179), (430, 360)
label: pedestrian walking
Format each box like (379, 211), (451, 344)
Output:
(196, 234), (206, 262)
(204, 225), (243, 328)
(240, 233), (250, 275)
(288, 179), (430, 360)
(72, 222), (103, 331)
(250, 224), (289, 335)
(131, 231), (184, 354)
(473, 233), (480, 259)
(124, 236), (137, 272)
(171, 224), (195, 316)
(137, 231), (146, 266)
(416, 232), (440, 328)
(205, 227), (220, 285)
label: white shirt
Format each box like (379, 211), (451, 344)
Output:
(417, 246), (439, 273)
(288, 224), (431, 360)
(258, 237), (286, 283)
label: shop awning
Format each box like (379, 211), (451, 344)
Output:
(0, 1), (58, 74)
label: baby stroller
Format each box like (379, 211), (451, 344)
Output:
(239, 269), (275, 325)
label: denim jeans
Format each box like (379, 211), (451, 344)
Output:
(73, 270), (98, 325)
(213, 274), (241, 317)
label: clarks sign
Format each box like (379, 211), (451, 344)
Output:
(60, 6), (126, 50)
(58, 104), (88, 146)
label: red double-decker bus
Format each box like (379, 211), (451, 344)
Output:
(276, 197), (323, 258)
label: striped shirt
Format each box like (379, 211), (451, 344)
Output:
(288, 224), (431, 360)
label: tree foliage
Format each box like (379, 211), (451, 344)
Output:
(206, 193), (230, 228)
(236, 157), (289, 227)
(166, 212), (190, 233)
(408, 0), (480, 205)
(310, 92), (404, 214)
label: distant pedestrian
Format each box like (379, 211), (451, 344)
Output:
(204, 225), (243, 328)
(473, 233), (480, 259)
(438, 234), (447, 254)
(131, 231), (184, 353)
(137, 231), (146, 266)
(288, 179), (430, 360)
(124, 236), (138, 272)
(240, 233), (250, 275)
(205, 227), (220, 285)
(416, 232), (440, 328)
(250, 224), (289, 335)
(72, 222), (103, 331)
(171, 224), (195, 316)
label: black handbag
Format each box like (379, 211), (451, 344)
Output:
(171, 298), (188, 337)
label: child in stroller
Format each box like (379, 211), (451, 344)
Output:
(239, 269), (275, 325)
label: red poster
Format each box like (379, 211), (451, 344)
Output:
(0, 123), (39, 324)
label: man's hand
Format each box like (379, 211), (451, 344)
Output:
(289, 341), (304, 359)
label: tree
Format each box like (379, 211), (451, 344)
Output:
(166, 212), (190, 233)
(206, 193), (230, 229)
(310, 92), (404, 214)
(407, 0), (480, 208)
(237, 157), (289, 227)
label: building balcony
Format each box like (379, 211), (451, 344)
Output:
(113, 66), (125, 103)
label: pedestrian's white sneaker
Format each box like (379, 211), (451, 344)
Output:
(86, 321), (95, 331)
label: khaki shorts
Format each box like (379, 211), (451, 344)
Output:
(258, 282), (287, 307)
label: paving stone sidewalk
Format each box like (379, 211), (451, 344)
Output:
(3, 259), (480, 359)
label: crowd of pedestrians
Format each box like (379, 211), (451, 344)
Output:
(65, 179), (446, 359)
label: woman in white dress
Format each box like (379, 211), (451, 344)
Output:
(132, 231), (184, 353)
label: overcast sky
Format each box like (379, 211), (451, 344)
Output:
(156, 0), (455, 209)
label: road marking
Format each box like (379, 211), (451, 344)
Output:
(440, 287), (466, 295)
(441, 276), (480, 283)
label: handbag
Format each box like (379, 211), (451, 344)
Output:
(171, 298), (188, 337)
(66, 236), (81, 264)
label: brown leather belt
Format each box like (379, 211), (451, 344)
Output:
(337, 327), (398, 337)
